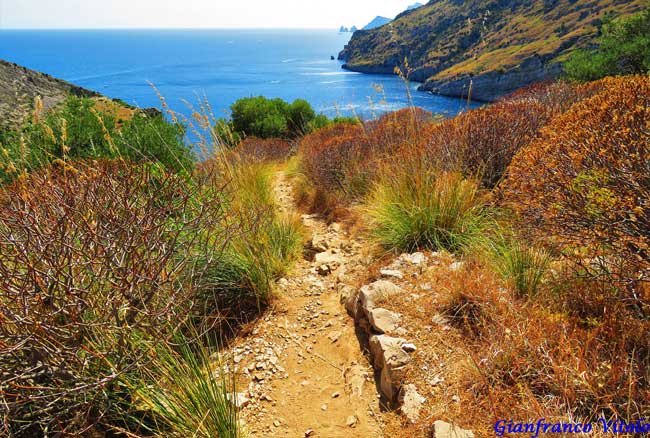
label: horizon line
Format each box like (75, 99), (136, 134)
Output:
(0, 26), (352, 31)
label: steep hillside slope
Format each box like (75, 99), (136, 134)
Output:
(339, 0), (644, 101)
(0, 60), (100, 129)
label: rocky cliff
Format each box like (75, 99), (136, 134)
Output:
(0, 60), (100, 128)
(339, 0), (645, 101)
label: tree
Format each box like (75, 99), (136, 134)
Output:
(565, 8), (650, 82)
(287, 99), (316, 136)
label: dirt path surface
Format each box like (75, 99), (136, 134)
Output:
(227, 172), (384, 437)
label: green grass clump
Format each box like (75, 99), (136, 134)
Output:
(194, 160), (304, 307)
(109, 332), (240, 438)
(366, 169), (491, 253)
(482, 231), (551, 297)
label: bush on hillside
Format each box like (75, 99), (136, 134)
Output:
(299, 108), (433, 207)
(366, 169), (491, 253)
(0, 96), (194, 182)
(504, 75), (650, 309)
(419, 81), (603, 188)
(232, 137), (293, 163)
(226, 96), (316, 140)
(0, 156), (303, 435)
(0, 161), (231, 436)
(565, 8), (650, 82)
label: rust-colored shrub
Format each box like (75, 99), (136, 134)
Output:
(504, 75), (650, 308)
(299, 108), (434, 206)
(0, 160), (234, 436)
(299, 122), (369, 203)
(420, 81), (602, 188)
(232, 137), (292, 163)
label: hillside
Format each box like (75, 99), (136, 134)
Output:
(0, 60), (101, 129)
(339, 0), (645, 101)
(363, 16), (392, 30)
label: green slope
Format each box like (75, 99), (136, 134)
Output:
(339, 0), (645, 100)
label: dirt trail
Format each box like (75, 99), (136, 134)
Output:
(229, 171), (384, 437)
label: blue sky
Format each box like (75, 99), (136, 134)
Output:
(0, 0), (418, 29)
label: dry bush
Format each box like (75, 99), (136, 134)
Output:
(504, 75), (650, 311)
(430, 264), (650, 429)
(435, 261), (503, 338)
(0, 160), (236, 436)
(299, 122), (368, 205)
(419, 81), (602, 189)
(231, 137), (293, 163)
(299, 109), (434, 207)
(464, 293), (650, 423)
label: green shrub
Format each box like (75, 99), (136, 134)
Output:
(222, 96), (353, 142)
(230, 96), (291, 139)
(565, 8), (650, 82)
(366, 168), (491, 253)
(0, 96), (193, 183)
(194, 160), (304, 307)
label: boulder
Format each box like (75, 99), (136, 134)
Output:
(429, 421), (475, 438)
(311, 234), (329, 252)
(339, 285), (359, 317)
(401, 343), (417, 353)
(314, 251), (343, 272)
(368, 308), (401, 334)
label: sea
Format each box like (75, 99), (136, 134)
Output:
(0, 29), (480, 120)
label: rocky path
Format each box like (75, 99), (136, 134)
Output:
(226, 172), (384, 437)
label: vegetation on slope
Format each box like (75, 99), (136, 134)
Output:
(0, 95), (193, 182)
(297, 74), (650, 434)
(0, 91), (304, 436)
(565, 7), (650, 81)
(340, 0), (645, 92)
(214, 96), (358, 146)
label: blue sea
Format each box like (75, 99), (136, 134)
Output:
(0, 29), (479, 119)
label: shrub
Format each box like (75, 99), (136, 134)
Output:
(0, 161), (232, 436)
(420, 81), (602, 189)
(299, 108), (433, 208)
(123, 333), (239, 438)
(299, 121), (367, 203)
(0, 96), (194, 182)
(232, 137), (292, 163)
(565, 8), (650, 82)
(504, 75), (650, 310)
(287, 98), (316, 136)
(194, 159), (304, 306)
(229, 96), (317, 139)
(366, 169), (491, 253)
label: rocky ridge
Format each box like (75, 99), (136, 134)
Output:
(0, 60), (100, 128)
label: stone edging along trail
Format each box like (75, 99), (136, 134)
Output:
(220, 172), (384, 437)
(220, 171), (475, 438)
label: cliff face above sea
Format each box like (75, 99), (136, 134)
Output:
(0, 60), (100, 128)
(339, 0), (645, 101)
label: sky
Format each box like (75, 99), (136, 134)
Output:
(0, 0), (419, 29)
